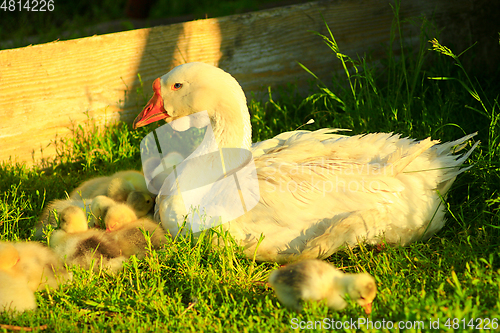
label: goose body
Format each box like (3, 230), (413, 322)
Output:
(268, 259), (376, 313)
(133, 62), (478, 263)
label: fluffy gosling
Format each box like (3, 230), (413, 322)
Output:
(70, 170), (153, 204)
(105, 205), (168, 258)
(268, 259), (377, 314)
(88, 195), (116, 228)
(90, 193), (154, 229)
(11, 241), (72, 292)
(50, 206), (126, 273)
(0, 243), (37, 313)
(34, 198), (91, 240)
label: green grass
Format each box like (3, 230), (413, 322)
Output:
(2, 6), (500, 333)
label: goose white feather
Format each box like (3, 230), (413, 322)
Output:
(133, 62), (478, 263)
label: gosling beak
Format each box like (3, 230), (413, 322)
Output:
(363, 302), (372, 314)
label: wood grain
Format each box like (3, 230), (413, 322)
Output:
(0, 0), (482, 166)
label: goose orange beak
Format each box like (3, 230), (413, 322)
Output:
(133, 78), (170, 129)
(363, 302), (372, 314)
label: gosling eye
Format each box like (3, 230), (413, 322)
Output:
(172, 83), (183, 90)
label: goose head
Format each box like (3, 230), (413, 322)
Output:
(133, 62), (252, 150)
(0, 242), (20, 271)
(344, 273), (377, 314)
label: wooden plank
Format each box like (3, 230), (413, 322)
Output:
(0, 0), (486, 166)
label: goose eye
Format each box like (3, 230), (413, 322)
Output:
(172, 83), (183, 90)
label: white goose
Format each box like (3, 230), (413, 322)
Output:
(133, 62), (478, 263)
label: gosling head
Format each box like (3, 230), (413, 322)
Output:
(59, 206), (88, 233)
(0, 242), (20, 271)
(345, 273), (377, 314)
(126, 191), (154, 217)
(105, 204), (138, 232)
